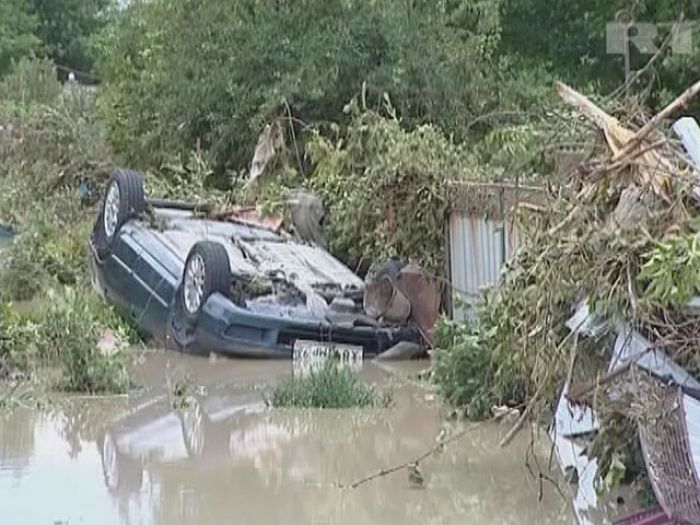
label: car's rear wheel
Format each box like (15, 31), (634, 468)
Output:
(95, 169), (145, 257)
(182, 241), (231, 322)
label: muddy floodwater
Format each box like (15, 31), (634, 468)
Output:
(0, 351), (575, 524)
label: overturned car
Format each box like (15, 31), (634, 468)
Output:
(89, 169), (427, 359)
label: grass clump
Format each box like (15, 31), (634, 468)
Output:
(1, 288), (131, 394)
(19, 287), (131, 394)
(270, 361), (390, 409)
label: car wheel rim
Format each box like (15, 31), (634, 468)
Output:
(102, 433), (119, 490)
(182, 398), (204, 456)
(184, 253), (206, 315)
(103, 182), (120, 239)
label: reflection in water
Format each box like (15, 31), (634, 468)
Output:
(0, 352), (572, 525)
(0, 409), (35, 478)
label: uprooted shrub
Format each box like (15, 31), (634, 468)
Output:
(270, 361), (391, 409)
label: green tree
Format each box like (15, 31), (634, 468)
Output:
(0, 0), (40, 75)
(27, 0), (112, 78)
(95, 0), (549, 176)
(500, 0), (700, 97)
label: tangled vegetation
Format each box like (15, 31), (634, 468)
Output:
(34, 288), (130, 393)
(0, 289), (130, 394)
(270, 361), (391, 409)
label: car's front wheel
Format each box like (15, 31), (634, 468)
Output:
(181, 241), (232, 323)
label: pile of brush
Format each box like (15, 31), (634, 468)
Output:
(476, 79), (700, 449)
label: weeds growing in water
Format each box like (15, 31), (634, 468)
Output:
(270, 361), (391, 409)
(431, 314), (499, 419)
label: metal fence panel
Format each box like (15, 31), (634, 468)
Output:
(449, 213), (518, 320)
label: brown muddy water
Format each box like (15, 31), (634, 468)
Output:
(0, 351), (576, 525)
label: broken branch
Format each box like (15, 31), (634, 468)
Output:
(612, 79), (700, 162)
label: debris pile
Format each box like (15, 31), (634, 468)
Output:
(472, 80), (700, 520)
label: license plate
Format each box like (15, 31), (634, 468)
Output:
(292, 340), (363, 362)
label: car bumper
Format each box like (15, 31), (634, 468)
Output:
(174, 293), (423, 359)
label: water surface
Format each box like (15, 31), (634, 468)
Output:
(0, 352), (574, 524)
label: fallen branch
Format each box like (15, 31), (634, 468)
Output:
(547, 206), (577, 236)
(342, 413), (524, 489)
(600, 138), (666, 174)
(556, 81), (677, 198)
(555, 82), (616, 132)
(344, 421), (486, 488)
(499, 382), (544, 448)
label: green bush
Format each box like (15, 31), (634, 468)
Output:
(0, 59), (111, 302)
(432, 314), (497, 419)
(34, 288), (129, 394)
(0, 303), (38, 376)
(0, 92), (111, 228)
(638, 232), (700, 306)
(270, 361), (390, 409)
(0, 204), (93, 302)
(0, 0), (40, 75)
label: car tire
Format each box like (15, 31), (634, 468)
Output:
(94, 169), (145, 258)
(181, 241), (231, 323)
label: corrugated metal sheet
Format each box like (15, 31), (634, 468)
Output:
(449, 213), (519, 319)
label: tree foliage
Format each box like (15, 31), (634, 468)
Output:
(0, 0), (40, 75)
(0, 0), (110, 78)
(501, 0), (700, 104)
(28, 0), (112, 78)
(94, 0), (552, 175)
